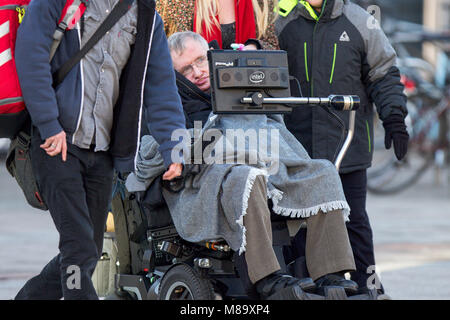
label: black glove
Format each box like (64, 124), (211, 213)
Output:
(382, 114), (409, 161)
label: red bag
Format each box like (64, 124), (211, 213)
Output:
(0, 0), (87, 139)
(0, 0), (30, 138)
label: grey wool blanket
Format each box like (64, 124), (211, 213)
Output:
(127, 113), (350, 254)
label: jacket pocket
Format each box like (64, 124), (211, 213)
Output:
(328, 40), (360, 95)
(110, 6), (137, 69)
(82, 11), (101, 38)
(303, 42), (310, 83)
(329, 43), (337, 84)
(353, 111), (373, 159)
(110, 25), (135, 66)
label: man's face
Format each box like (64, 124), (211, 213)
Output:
(171, 38), (210, 92)
(306, 0), (323, 9)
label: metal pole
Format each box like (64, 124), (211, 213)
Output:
(240, 94), (359, 170)
(241, 96), (331, 106)
(334, 110), (356, 170)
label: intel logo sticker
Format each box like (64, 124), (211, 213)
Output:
(249, 71), (265, 84)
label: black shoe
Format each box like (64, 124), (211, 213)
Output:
(265, 284), (322, 300)
(315, 273), (358, 295)
(255, 271), (320, 300)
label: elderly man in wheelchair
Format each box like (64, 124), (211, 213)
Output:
(106, 31), (385, 301)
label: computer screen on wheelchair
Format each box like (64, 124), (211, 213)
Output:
(207, 50), (360, 114)
(208, 49), (293, 114)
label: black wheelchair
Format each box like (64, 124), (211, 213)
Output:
(102, 50), (386, 301)
(109, 173), (309, 300)
(107, 172), (383, 300)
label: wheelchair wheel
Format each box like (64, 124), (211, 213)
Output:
(159, 264), (215, 300)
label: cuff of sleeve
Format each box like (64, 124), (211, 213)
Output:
(380, 105), (408, 121)
(244, 39), (262, 50)
(36, 119), (63, 140)
(159, 142), (185, 169)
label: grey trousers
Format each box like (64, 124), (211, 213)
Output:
(244, 176), (356, 283)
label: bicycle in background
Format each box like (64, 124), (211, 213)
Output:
(367, 21), (450, 194)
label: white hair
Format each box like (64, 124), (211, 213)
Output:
(168, 31), (209, 56)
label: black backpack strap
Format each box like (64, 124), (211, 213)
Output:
(53, 0), (135, 87)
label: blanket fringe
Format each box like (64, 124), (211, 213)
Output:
(237, 168), (268, 255)
(267, 188), (350, 222)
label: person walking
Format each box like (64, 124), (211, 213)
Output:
(13, 0), (186, 300)
(275, 0), (409, 293)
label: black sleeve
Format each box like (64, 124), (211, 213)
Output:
(244, 38), (262, 49)
(364, 63), (408, 120)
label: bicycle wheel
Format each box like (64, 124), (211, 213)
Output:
(367, 139), (432, 195)
(368, 98), (432, 194)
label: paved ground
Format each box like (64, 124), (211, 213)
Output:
(367, 164), (450, 299)
(0, 151), (449, 300)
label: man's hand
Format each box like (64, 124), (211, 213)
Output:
(383, 114), (409, 161)
(162, 163), (183, 180)
(40, 130), (67, 162)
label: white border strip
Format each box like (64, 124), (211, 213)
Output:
(0, 48), (12, 67)
(0, 20), (10, 38)
(134, 11), (156, 171)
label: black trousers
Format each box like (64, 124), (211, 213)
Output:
(288, 169), (377, 289)
(15, 134), (113, 300)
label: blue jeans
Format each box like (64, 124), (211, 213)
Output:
(15, 133), (113, 300)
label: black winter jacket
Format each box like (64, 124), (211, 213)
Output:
(275, 0), (407, 173)
(175, 72), (212, 129)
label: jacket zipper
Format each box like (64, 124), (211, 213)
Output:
(0, 5), (27, 23)
(134, 11), (157, 171)
(303, 0), (346, 163)
(311, 24), (317, 96)
(72, 23), (85, 143)
(309, 0), (327, 96)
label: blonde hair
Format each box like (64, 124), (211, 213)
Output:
(196, 0), (275, 39)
